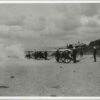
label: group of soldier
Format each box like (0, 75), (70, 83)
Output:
(26, 46), (98, 63)
(55, 46), (97, 63)
(34, 51), (48, 60)
(26, 51), (48, 60)
(55, 47), (79, 63)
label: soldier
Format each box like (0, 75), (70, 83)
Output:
(55, 49), (60, 62)
(93, 46), (97, 62)
(72, 47), (77, 63)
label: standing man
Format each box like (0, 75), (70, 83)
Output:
(72, 47), (77, 63)
(93, 46), (97, 62)
(55, 49), (60, 62)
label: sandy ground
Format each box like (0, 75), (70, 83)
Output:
(0, 55), (100, 96)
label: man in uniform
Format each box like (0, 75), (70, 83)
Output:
(93, 46), (97, 62)
(72, 47), (77, 63)
(55, 49), (60, 62)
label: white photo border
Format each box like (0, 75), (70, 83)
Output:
(0, 1), (100, 3)
(0, 0), (100, 99)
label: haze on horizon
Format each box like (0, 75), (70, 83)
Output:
(0, 4), (100, 50)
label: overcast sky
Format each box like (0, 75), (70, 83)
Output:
(0, 4), (100, 50)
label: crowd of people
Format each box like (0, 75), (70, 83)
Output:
(55, 47), (80, 63)
(25, 46), (98, 63)
(55, 46), (98, 63)
(26, 51), (48, 60)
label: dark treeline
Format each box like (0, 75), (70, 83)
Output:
(89, 39), (100, 47)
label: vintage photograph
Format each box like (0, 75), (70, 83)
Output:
(0, 3), (100, 96)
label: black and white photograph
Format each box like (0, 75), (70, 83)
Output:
(0, 3), (100, 96)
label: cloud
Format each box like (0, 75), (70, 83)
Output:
(80, 15), (100, 27)
(0, 4), (100, 49)
(0, 39), (25, 62)
(80, 4), (99, 16)
(6, 43), (25, 59)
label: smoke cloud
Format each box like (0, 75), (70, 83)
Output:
(0, 42), (25, 62)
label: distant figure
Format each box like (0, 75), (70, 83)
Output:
(72, 47), (77, 63)
(80, 47), (83, 57)
(93, 46), (97, 62)
(44, 51), (48, 60)
(61, 51), (67, 62)
(55, 49), (60, 62)
(39, 52), (43, 59)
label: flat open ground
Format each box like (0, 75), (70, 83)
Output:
(0, 55), (100, 96)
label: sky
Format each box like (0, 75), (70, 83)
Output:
(0, 4), (100, 50)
